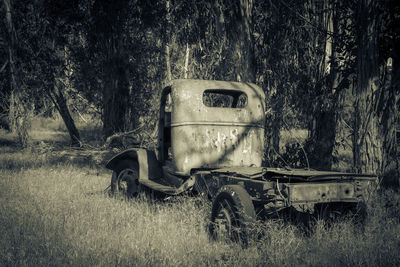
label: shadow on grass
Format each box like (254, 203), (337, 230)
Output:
(0, 145), (112, 172)
(0, 127), (114, 171)
(0, 135), (19, 147)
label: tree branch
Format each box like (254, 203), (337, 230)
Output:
(0, 60), (8, 73)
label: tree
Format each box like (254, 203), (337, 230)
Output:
(253, 0), (293, 165)
(352, 0), (398, 180)
(0, 3), (10, 130)
(88, 0), (131, 138)
(231, 0), (256, 82)
(212, 0), (256, 82)
(164, 0), (173, 82)
(31, 0), (82, 146)
(3, 0), (31, 147)
(85, 0), (166, 138)
(375, 0), (400, 184)
(1, 0), (82, 146)
(254, 0), (357, 171)
(306, 0), (356, 170)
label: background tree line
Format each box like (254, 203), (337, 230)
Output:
(1, 0), (399, 183)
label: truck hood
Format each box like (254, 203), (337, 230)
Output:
(210, 167), (377, 181)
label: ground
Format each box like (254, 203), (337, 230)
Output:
(0, 117), (399, 266)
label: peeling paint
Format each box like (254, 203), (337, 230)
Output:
(230, 129), (239, 146)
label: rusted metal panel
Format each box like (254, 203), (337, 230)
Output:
(193, 170), (275, 199)
(168, 79), (265, 175)
(170, 79), (265, 125)
(265, 168), (377, 181)
(136, 149), (163, 182)
(105, 148), (163, 181)
(105, 148), (139, 170)
(288, 182), (359, 204)
(210, 166), (266, 178)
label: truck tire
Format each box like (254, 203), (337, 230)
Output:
(110, 160), (140, 197)
(209, 185), (256, 245)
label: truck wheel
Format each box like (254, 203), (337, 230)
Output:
(110, 160), (140, 197)
(209, 185), (256, 245)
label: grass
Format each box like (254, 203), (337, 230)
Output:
(29, 115), (104, 147)
(1, 119), (400, 266)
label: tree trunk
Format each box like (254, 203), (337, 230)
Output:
(233, 0), (256, 82)
(3, 0), (30, 147)
(9, 90), (16, 132)
(48, 83), (81, 146)
(165, 44), (172, 82)
(93, 0), (132, 138)
(164, 0), (172, 82)
(379, 55), (400, 185)
(306, 2), (337, 170)
(183, 43), (190, 79)
(307, 1), (349, 170)
(264, 80), (282, 166)
(102, 52), (131, 138)
(394, 56), (400, 186)
(309, 108), (337, 169)
(353, 0), (382, 174)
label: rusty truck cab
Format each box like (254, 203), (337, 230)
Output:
(158, 79), (266, 176)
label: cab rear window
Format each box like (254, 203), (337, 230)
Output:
(202, 89), (247, 108)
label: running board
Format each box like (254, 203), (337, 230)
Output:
(140, 176), (195, 195)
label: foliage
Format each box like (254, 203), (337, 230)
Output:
(0, 0), (398, 175)
(275, 142), (309, 169)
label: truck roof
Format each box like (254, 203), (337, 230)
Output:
(169, 79), (265, 99)
(167, 79), (265, 127)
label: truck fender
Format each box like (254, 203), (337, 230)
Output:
(105, 148), (162, 182)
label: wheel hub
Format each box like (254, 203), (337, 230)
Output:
(118, 168), (140, 196)
(214, 206), (233, 240)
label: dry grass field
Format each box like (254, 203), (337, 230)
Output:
(1, 118), (400, 266)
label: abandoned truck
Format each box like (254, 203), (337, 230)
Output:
(106, 79), (377, 241)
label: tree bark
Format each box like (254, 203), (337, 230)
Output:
(164, 0), (172, 82)
(393, 56), (400, 186)
(48, 82), (81, 146)
(183, 43), (190, 79)
(233, 0), (256, 82)
(308, 108), (337, 169)
(308, 2), (339, 170)
(92, 0), (132, 138)
(102, 52), (130, 138)
(264, 80), (282, 166)
(3, 0), (30, 147)
(379, 56), (400, 185)
(353, 0), (382, 174)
